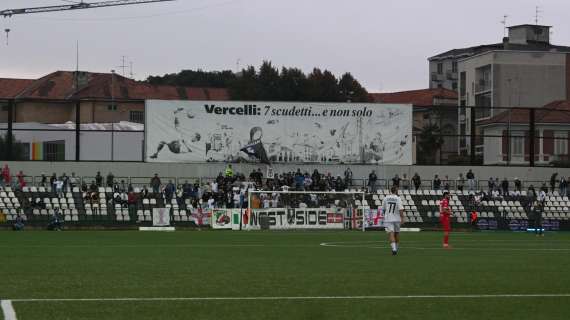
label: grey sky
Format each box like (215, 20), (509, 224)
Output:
(1, 0), (569, 92)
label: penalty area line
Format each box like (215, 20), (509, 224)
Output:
(1, 300), (18, 320)
(7, 294), (570, 302)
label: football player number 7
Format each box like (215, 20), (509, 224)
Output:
(388, 203), (396, 214)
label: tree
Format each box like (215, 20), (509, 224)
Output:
(146, 61), (370, 102)
(416, 124), (444, 164)
(0, 133), (26, 161)
(338, 72), (370, 102)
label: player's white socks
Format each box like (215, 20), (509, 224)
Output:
(391, 242), (397, 252)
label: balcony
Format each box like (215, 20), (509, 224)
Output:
(475, 79), (491, 93)
(446, 71), (458, 80)
(431, 72), (443, 82)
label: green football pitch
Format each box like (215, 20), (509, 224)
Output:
(1, 230), (570, 320)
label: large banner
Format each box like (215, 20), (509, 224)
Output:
(242, 208), (345, 230)
(145, 100), (412, 164)
(152, 208), (170, 226)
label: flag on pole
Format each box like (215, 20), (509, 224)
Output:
(240, 142), (270, 164)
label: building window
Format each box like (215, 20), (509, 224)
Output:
(129, 111), (144, 124)
(108, 104), (118, 111)
(460, 72), (466, 97)
(437, 63), (443, 74)
(452, 82), (458, 90)
(511, 134), (523, 156)
(44, 140), (65, 161)
(452, 61), (458, 72)
(555, 132), (568, 155)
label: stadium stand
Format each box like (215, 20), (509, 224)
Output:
(0, 169), (569, 230)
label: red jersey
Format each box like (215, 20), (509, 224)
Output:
(440, 198), (451, 217)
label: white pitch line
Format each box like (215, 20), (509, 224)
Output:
(7, 294), (570, 302)
(1, 300), (18, 320)
(319, 242), (570, 251)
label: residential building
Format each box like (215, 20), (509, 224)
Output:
(0, 70), (229, 124)
(480, 100), (570, 165)
(430, 24), (570, 157)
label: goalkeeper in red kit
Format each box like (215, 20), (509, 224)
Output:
(440, 191), (452, 248)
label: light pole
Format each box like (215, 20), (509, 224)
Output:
(111, 70), (115, 161)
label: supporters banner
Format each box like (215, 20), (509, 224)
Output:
(152, 208), (170, 226)
(211, 209), (232, 230)
(190, 208), (211, 227)
(145, 100), (412, 164)
(364, 207), (384, 229)
(242, 208), (345, 230)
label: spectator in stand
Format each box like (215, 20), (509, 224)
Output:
(491, 188), (501, 199)
(304, 173), (312, 191)
(54, 177), (64, 198)
(95, 171), (103, 187)
(401, 173), (409, 190)
(69, 172), (78, 190)
(501, 178), (509, 195)
(106, 172), (114, 188)
(550, 173), (558, 193)
(392, 174), (401, 188)
(344, 168), (353, 187)
(127, 191), (137, 215)
(433, 174), (442, 190)
(368, 170), (378, 193)
(61, 173), (69, 192)
(1, 164), (11, 187)
(141, 186), (150, 199)
(164, 180), (176, 202)
(150, 174), (161, 193)
(466, 169), (475, 192)
(40, 173), (48, 188)
(312, 169), (321, 186)
(488, 177), (495, 191)
(514, 178), (522, 193)
(16, 170), (26, 190)
(0, 170), (3, 188)
(560, 177), (568, 197)
(50, 173), (57, 191)
(294, 169), (305, 191)
(225, 164), (234, 178)
(540, 183), (548, 194)
(182, 181), (193, 199)
(527, 185), (536, 202)
(456, 173), (465, 192)
(412, 173), (421, 191)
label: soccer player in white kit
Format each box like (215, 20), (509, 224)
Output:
(382, 186), (405, 255)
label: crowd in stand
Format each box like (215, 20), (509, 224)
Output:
(1, 163), (569, 212)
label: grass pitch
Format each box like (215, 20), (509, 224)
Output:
(1, 230), (570, 320)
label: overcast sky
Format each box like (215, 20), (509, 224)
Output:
(1, 0), (569, 92)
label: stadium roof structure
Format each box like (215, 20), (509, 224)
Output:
(0, 71), (229, 101)
(479, 100), (570, 127)
(369, 88), (458, 107)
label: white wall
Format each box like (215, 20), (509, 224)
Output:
(2, 161), (568, 187)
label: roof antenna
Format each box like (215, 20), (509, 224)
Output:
(500, 15), (508, 37)
(534, 6), (542, 25)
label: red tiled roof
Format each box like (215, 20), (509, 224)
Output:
(368, 88), (458, 106)
(7, 71), (229, 101)
(480, 100), (570, 126)
(0, 78), (34, 99)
